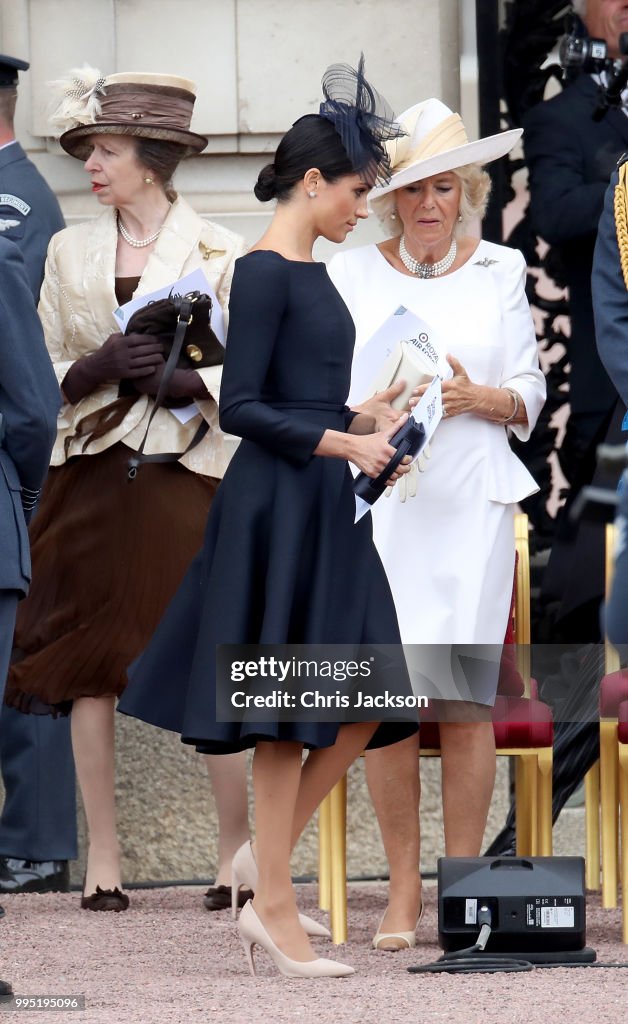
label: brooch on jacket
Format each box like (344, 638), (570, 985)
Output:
(474, 257), (499, 268)
(199, 242), (227, 260)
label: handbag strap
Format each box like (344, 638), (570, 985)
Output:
(127, 295), (208, 481)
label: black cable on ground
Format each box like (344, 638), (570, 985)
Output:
(408, 905), (628, 975)
(409, 956), (628, 975)
(409, 954), (533, 974)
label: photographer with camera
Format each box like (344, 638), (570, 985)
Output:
(485, 2), (628, 858)
(525, 2), (626, 509)
(522, 2), (628, 637)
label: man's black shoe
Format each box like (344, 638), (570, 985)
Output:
(0, 979), (13, 999)
(0, 858), (70, 894)
(483, 825), (516, 857)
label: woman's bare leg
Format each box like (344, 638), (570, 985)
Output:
(252, 723), (377, 961)
(291, 722), (378, 845)
(204, 752), (250, 885)
(364, 732), (422, 935)
(439, 714), (496, 855)
(71, 695), (121, 894)
(251, 740), (315, 961)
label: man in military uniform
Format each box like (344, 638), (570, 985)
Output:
(0, 55), (77, 900)
(594, 155), (628, 406)
(0, 235), (61, 996)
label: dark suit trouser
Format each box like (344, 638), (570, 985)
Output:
(0, 593), (77, 861)
(503, 645), (604, 834)
(0, 595), (18, 704)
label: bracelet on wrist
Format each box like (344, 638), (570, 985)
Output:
(499, 387), (519, 425)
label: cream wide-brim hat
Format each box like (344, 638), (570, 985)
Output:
(369, 97), (522, 210)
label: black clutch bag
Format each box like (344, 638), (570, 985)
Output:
(119, 290), (223, 403)
(125, 291), (221, 480)
(353, 418), (426, 506)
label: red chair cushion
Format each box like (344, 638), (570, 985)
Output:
(419, 697), (553, 750)
(420, 722), (441, 748)
(599, 670), (628, 717)
(496, 560), (525, 697)
(618, 700), (628, 744)
(497, 643), (525, 698)
(492, 695), (554, 748)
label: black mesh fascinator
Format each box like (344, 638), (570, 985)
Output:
(318, 54), (405, 185)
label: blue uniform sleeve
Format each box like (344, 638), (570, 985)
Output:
(593, 173), (628, 406)
(605, 468), (628, 657)
(219, 254), (327, 465)
(0, 238), (60, 511)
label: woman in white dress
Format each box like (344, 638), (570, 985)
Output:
(328, 98), (546, 950)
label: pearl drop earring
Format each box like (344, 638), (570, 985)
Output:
(144, 177), (154, 185)
(308, 190), (317, 198)
(457, 213), (463, 222)
(390, 211), (397, 220)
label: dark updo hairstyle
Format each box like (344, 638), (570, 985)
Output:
(254, 114), (361, 203)
(133, 138), (189, 203)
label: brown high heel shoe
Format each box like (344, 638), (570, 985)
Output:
(81, 884), (129, 912)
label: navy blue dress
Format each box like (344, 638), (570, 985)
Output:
(118, 251), (417, 752)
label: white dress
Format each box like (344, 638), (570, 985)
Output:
(328, 240), (546, 675)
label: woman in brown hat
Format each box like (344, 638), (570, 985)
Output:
(4, 68), (249, 911)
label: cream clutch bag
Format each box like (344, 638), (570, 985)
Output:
(372, 339), (439, 501)
(371, 339), (438, 411)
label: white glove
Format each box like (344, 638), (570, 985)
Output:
(385, 442), (432, 503)
(417, 442), (431, 473)
(397, 461), (418, 502)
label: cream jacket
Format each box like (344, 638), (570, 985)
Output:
(40, 196), (247, 475)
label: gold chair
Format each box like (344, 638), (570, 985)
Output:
(583, 524), (626, 906)
(317, 512), (554, 943)
(618, 701), (628, 942)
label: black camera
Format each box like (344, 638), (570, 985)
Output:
(558, 14), (628, 118)
(558, 31), (612, 75)
(558, 12), (617, 78)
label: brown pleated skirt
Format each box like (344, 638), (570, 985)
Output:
(5, 443), (217, 715)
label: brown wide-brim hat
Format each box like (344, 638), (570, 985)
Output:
(51, 69), (207, 159)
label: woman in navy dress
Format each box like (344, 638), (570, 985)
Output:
(119, 58), (416, 978)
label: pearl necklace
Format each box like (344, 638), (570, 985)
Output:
(398, 234), (457, 278)
(117, 215), (162, 248)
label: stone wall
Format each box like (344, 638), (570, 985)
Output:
(1, 0), (461, 249)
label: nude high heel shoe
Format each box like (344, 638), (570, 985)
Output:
(231, 841), (331, 938)
(372, 901), (424, 951)
(238, 900), (354, 979)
